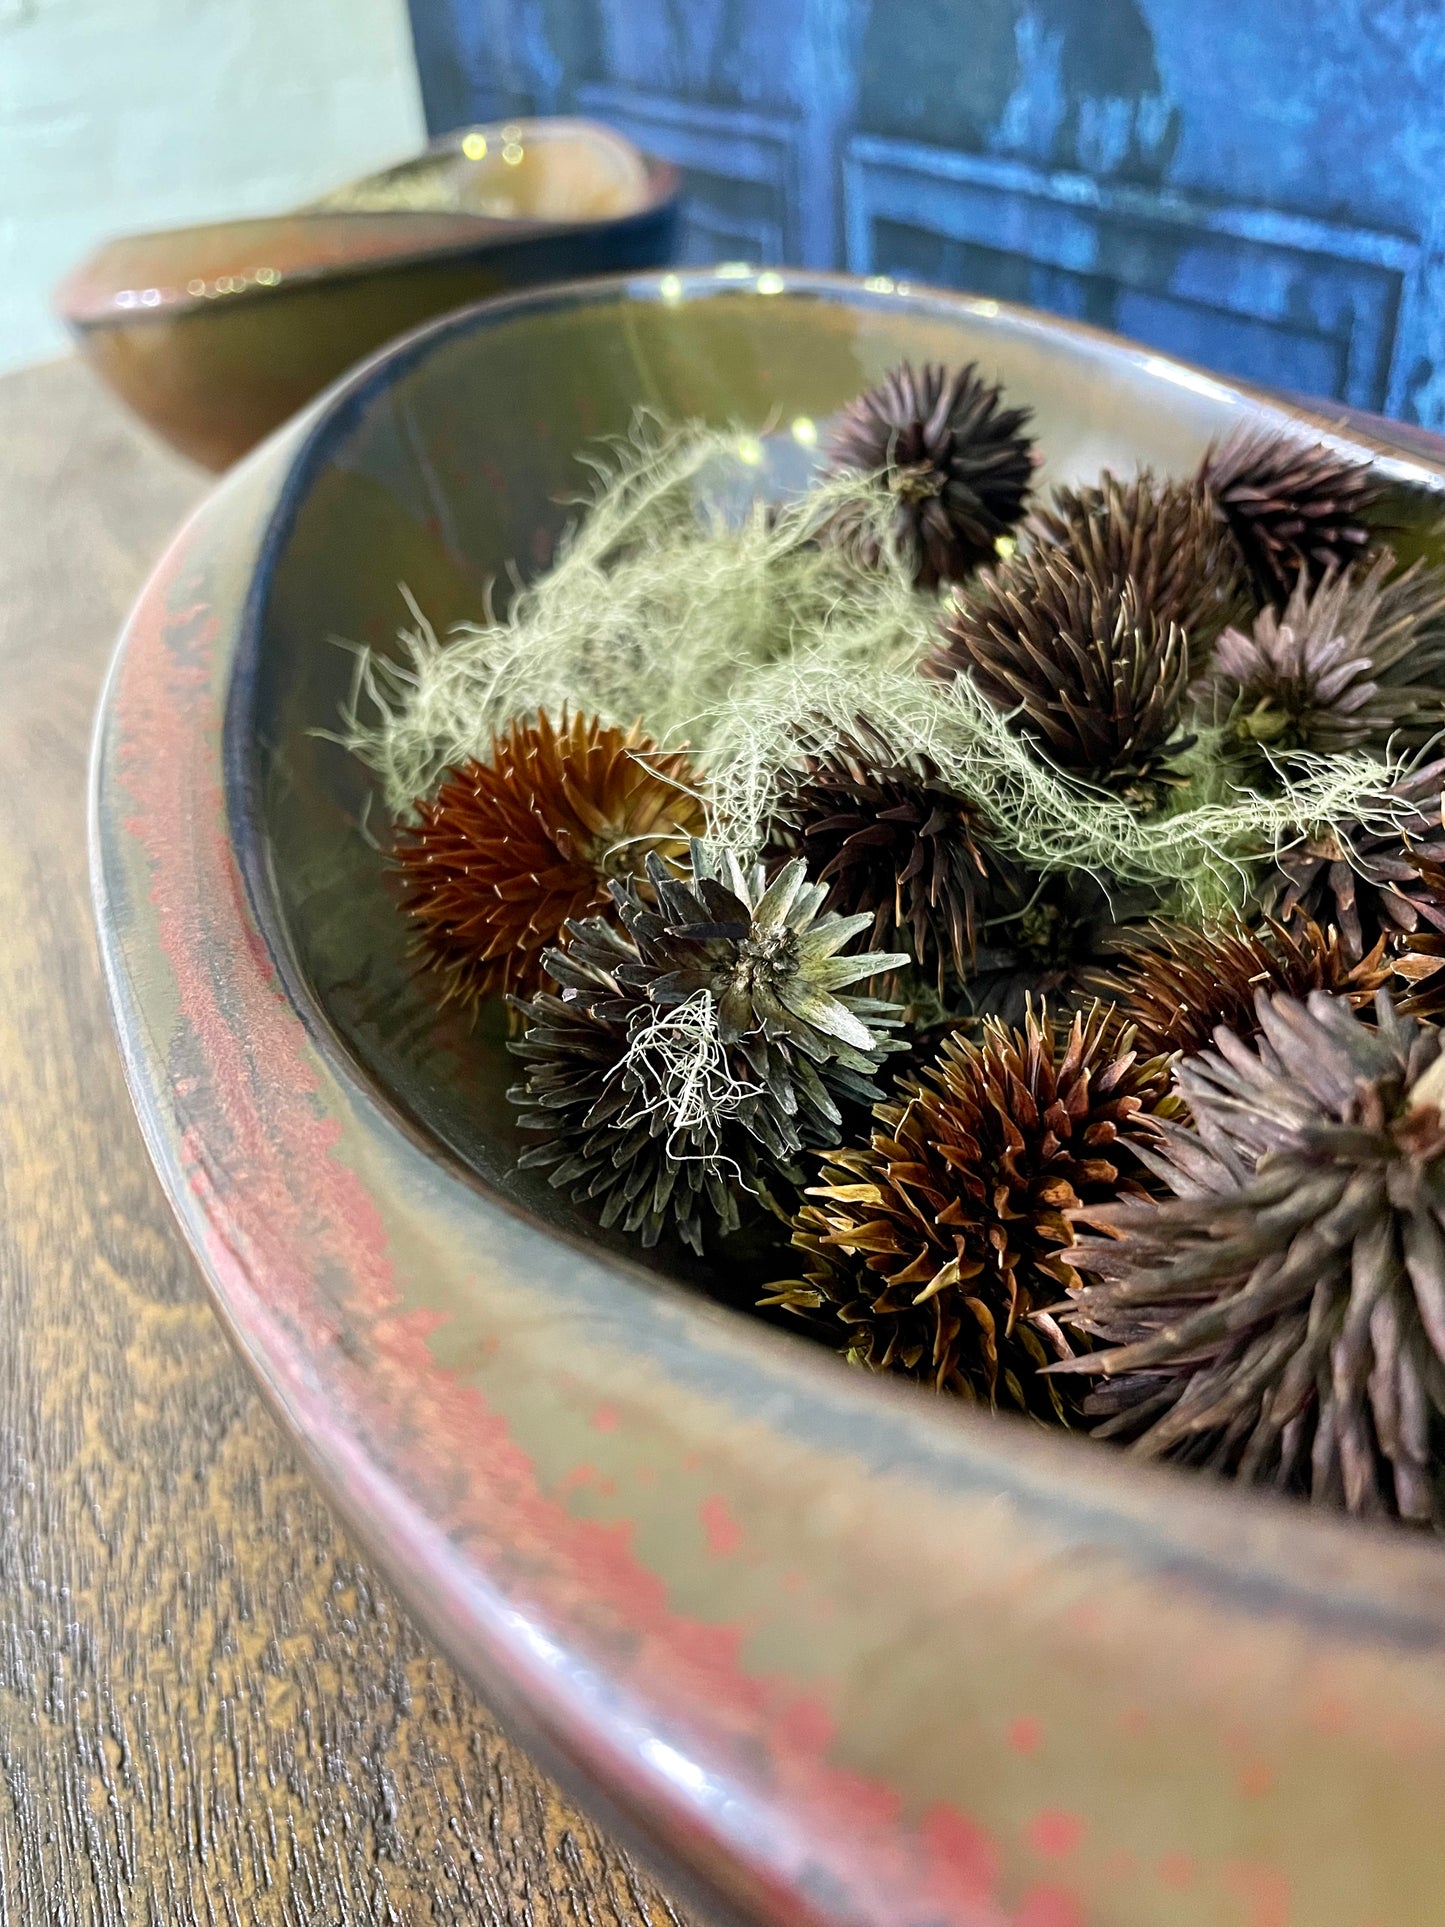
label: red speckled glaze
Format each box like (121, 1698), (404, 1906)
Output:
(92, 270), (1445, 1927)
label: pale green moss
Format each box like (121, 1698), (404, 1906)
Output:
(340, 422), (1416, 925)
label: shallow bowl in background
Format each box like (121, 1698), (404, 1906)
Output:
(56, 119), (680, 470)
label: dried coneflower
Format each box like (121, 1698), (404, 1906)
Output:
(1262, 757), (1445, 963)
(1031, 471), (1248, 664)
(958, 867), (1165, 1026)
(396, 710), (705, 1006)
(764, 718), (1015, 990)
(509, 920), (750, 1254)
(612, 842), (909, 1140)
(1195, 552), (1445, 772)
(763, 1005), (1178, 1416)
(1054, 988), (1445, 1526)
(1087, 914), (1391, 1057)
(1200, 425), (1383, 604)
(823, 360), (1034, 588)
(928, 545), (1191, 793)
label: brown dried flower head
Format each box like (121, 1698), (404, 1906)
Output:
(928, 545), (1190, 792)
(764, 718), (1015, 990)
(396, 710), (705, 1006)
(1087, 914), (1391, 1057)
(763, 1004), (1178, 1416)
(1263, 756), (1445, 964)
(1031, 471), (1248, 665)
(1056, 988), (1445, 1526)
(824, 360), (1035, 588)
(954, 867), (1167, 1028)
(1200, 426), (1383, 605)
(1196, 551), (1445, 770)
(1388, 846), (1445, 1017)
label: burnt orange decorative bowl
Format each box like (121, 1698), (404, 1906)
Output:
(56, 118), (680, 469)
(92, 267), (1445, 1927)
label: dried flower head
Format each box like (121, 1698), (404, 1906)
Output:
(1031, 471), (1247, 664)
(396, 710), (705, 1006)
(611, 841), (909, 1147)
(764, 1005), (1178, 1415)
(928, 546), (1191, 792)
(1087, 915), (1391, 1057)
(1056, 989), (1445, 1526)
(1263, 757), (1445, 963)
(824, 360), (1034, 587)
(509, 839), (908, 1254)
(1200, 426), (1383, 604)
(1196, 552), (1445, 772)
(764, 718), (1015, 990)
(958, 867), (1166, 1027)
(509, 920), (752, 1254)
(1388, 847), (1445, 1017)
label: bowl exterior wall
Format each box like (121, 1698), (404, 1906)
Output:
(68, 195), (680, 469)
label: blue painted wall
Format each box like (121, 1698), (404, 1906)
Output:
(405, 0), (1445, 424)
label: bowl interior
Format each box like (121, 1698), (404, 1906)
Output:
(241, 276), (1420, 1306)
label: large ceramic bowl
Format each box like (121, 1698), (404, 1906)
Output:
(57, 119), (679, 470)
(92, 268), (1445, 1927)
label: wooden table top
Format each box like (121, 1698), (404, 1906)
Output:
(0, 353), (692, 1927)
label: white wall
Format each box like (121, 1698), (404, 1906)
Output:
(0, 0), (427, 372)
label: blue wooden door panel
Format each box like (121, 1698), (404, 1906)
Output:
(404, 0), (1445, 426)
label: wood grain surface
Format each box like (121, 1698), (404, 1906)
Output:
(0, 354), (694, 1927)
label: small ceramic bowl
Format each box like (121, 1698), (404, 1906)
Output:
(92, 268), (1445, 1927)
(56, 119), (679, 470)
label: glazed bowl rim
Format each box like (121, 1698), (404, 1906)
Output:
(56, 131), (682, 330)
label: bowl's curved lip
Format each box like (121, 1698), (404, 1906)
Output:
(92, 265), (1445, 1927)
(56, 131), (681, 329)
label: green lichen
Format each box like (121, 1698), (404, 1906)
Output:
(340, 421), (1417, 927)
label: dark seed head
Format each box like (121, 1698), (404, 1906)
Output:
(824, 360), (1035, 588)
(764, 1004), (1179, 1416)
(1200, 426), (1384, 605)
(1056, 987), (1445, 1527)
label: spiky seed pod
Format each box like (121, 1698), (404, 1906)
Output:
(509, 920), (749, 1255)
(927, 546), (1190, 791)
(1195, 551), (1445, 772)
(1055, 989), (1445, 1526)
(395, 711), (705, 1007)
(1200, 426), (1383, 604)
(1087, 915), (1392, 1057)
(957, 867), (1167, 1027)
(1389, 848), (1445, 1017)
(1031, 471), (1248, 665)
(823, 360), (1034, 588)
(763, 1005), (1179, 1415)
(612, 841), (911, 1156)
(764, 718), (1015, 990)
(1263, 757), (1445, 964)
(509, 844), (910, 1253)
